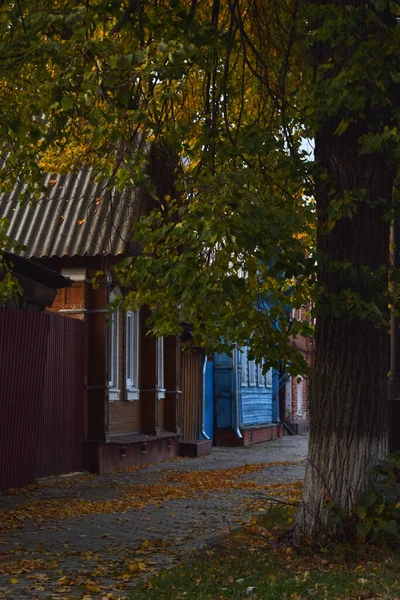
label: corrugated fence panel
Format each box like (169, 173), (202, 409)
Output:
(0, 307), (49, 490)
(34, 312), (85, 479)
(0, 307), (85, 491)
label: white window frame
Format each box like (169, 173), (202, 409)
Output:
(108, 289), (120, 401)
(257, 362), (265, 386)
(285, 376), (292, 414)
(241, 346), (247, 386)
(297, 376), (303, 415)
(265, 367), (273, 388)
(125, 310), (139, 401)
(156, 337), (166, 399)
(248, 353), (256, 387)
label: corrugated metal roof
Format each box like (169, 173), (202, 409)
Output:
(0, 169), (142, 258)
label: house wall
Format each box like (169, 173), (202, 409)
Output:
(285, 372), (310, 421)
(180, 350), (202, 440)
(44, 261), (189, 470)
(286, 304), (313, 423)
(241, 386), (274, 426)
(51, 282), (86, 318)
(239, 350), (278, 426)
(213, 350), (280, 446)
(108, 311), (141, 435)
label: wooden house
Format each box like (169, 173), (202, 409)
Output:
(0, 170), (211, 473)
(206, 348), (282, 445)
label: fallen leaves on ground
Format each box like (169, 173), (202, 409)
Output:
(0, 459), (304, 599)
(0, 461), (302, 533)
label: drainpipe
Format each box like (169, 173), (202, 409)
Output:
(233, 347), (243, 439)
(200, 355), (210, 440)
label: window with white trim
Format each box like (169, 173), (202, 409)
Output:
(265, 367), (273, 388)
(109, 307), (120, 401)
(157, 337), (165, 399)
(125, 310), (139, 401)
(248, 352), (256, 386)
(257, 362), (265, 387)
(285, 376), (292, 413)
(241, 347), (247, 386)
(297, 376), (303, 415)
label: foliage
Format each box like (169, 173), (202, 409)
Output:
(319, 456), (400, 545)
(0, 219), (23, 304)
(355, 456), (400, 545)
(0, 0), (314, 371)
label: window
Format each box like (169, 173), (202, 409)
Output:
(285, 376), (292, 414)
(297, 376), (303, 415)
(157, 337), (165, 399)
(248, 353), (256, 386)
(125, 310), (139, 401)
(241, 347), (247, 386)
(109, 308), (120, 401)
(257, 362), (265, 386)
(265, 368), (273, 388)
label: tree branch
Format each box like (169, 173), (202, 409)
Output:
(109, 0), (140, 35)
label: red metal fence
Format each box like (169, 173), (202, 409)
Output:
(0, 307), (85, 491)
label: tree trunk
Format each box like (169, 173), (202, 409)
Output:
(295, 155), (391, 538)
(293, 0), (398, 541)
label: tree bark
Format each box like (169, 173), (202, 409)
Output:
(295, 146), (392, 538)
(293, 0), (398, 541)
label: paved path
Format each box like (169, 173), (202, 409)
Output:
(0, 435), (308, 599)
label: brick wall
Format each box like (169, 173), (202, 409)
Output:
(214, 423), (282, 446)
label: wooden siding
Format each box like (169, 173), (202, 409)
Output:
(213, 350), (279, 431)
(158, 397), (165, 430)
(241, 387), (273, 426)
(180, 350), (201, 440)
(108, 401), (141, 434)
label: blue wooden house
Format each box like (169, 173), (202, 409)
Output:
(203, 348), (282, 445)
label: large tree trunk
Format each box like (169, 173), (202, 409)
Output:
(295, 147), (392, 540)
(293, 0), (398, 541)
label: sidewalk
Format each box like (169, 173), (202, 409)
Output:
(0, 435), (308, 599)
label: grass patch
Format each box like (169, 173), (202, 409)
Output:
(131, 505), (400, 599)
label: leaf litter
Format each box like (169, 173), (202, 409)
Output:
(0, 459), (304, 598)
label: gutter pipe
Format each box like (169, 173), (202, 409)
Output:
(233, 348), (243, 439)
(200, 355), (210, 440)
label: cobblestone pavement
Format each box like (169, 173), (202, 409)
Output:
(0, 435), (308, 599)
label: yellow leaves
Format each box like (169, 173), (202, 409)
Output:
(129, 562), (140, 574)
(0, 461), (301, 541)
(86, 582), (101, 593)
(9, 578), (18, 584)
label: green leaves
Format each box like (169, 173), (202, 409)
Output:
(355, 458), (400, 544)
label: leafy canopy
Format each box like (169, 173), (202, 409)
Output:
(0, 0), (316, 371)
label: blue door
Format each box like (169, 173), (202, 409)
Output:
(214, 353), (234, 429)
